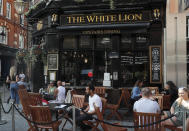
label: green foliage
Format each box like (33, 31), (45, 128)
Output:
(16, 45), (47, 65)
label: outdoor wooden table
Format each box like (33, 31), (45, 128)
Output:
(48, 102), (72, 120)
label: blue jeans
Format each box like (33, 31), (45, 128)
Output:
(10, 83), (19, 104)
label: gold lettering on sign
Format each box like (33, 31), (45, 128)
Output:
(65, 13), (144, 24)
(87, 16), (95, 22)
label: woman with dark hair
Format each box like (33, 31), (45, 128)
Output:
(10, 75), (19, 106)
(164, 81), (178, 106)
(130, 80), (143, 105)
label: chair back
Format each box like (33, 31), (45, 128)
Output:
(133, 112), (161, 131)
(29, 106), (52, 123)
(147, 87), (159, 94)
(153, 95), (163, 110)
(95, 87), (106, 98)
(95, 105), (127, 131)
(163, 95), (171, 110)
(122, 88), (131, 107)
(72, 94), (85, 108)
(18, 89), (31, 115)
(19, 85), (26, 90)
(28, 92), (42, 106)
(70, 89), (77, 97)
(100, 97), (107, 114)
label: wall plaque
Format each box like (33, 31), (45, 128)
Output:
(47, 54), (59, 70)
(149, 46), (162, 83)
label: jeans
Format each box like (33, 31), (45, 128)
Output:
(10, 83), (19, 104)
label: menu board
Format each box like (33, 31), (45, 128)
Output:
(149, 46), (162, 83)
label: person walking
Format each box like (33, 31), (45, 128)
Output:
(10, 75), (19, 107)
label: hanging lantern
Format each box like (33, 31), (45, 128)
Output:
(88, 72), (93, 77)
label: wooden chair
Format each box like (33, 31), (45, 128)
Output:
(106, 91), (123, 120)
(163, 95), (171, 110)
(133, 112), (161, 131)
(84, 97), (107, 131)
(62, 94), (85, 129)
(19, 85), (26, 90)
(28, 92), (42, 106)
(95, 104), (127, 131)
(164, 125), (182, 131)
(18, 89), (33, 131)
(121, 88), (131, 108)
(95, 87), (106, 98)
(29, 105), (62, 131)
(153, 95), (163, 110)
(147, 87), (159, 94)
(72, 94), (85, 108)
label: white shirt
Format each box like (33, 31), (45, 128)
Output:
(88, 94), (102, 113)
(56, 86), (66, 103)
(133, 98), (160, 113)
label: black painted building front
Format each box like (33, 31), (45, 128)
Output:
(27, 0), (166, 91)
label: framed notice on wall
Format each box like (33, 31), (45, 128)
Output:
(47, 54), (58, 70)
(149, 46), (162, 83)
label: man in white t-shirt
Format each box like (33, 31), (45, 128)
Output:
(76, 83), (102, 130)
(54, 81), (66, 103)
(133, 87), (161, 113)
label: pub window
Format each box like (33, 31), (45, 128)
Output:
(187, 16), (189, 38)
(79, 35), (92, 49)
(0, 0), (3, 15)
(19, 34), (24, 49)
(0, 26), (7, 45)
(63, 36), (77, 49)
(121, 35), (132, 50)
(96, 36), (112, 49)
(20, 14), (24, 26)
(6, 2), (11, 19)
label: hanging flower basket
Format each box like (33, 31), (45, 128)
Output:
(16, 49), (29, 64)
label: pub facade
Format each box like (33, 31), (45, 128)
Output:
(27, 0), (166, 90)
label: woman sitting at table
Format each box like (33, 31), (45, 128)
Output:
(47, 81), (56, 96)
(163, 81), (178, 106)
(131, 79), (143, 103)
(162, 87), (189, 130)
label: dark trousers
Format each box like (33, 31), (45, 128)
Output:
(69, 109), (93, 128)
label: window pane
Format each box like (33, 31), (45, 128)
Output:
(80, 35), (92, 49)
(63, 36), (77, 49)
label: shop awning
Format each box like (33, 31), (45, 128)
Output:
(56, 22), (150, 34)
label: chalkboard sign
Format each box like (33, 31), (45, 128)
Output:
(149, 46), (162, 83)
(47, 54), (59, 70)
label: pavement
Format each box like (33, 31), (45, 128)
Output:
(0, 84), (169, 131)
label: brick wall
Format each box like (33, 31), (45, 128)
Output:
(0, 0), (28, 49)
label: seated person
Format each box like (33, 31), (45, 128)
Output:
(163, 81), (178, 106)
(133, 87), (161, 114)
(54, 81), (66, 103)
(72, 83), (102, 130)
(47, 81), (56, 95)
(162, 87), (189, 131)
(130, 80), (143, 105)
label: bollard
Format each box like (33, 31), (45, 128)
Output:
(0, 92), (7, 125)
(72, 106), (76, 131)
(3, 83), (6, 103)
(183, 108), (187, 131)
(11, 103), (15, 131)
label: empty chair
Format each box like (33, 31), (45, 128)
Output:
(29, 105), (61, 131)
